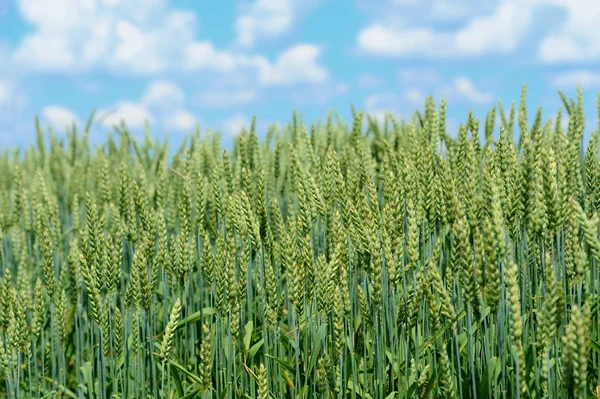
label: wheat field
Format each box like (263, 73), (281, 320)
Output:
(0, 84), (599, 398)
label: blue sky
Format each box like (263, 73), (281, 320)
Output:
(0, 0), (599, 149)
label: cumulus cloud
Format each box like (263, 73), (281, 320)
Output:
(365, 93), (401, 110)
(403, 88), (426, 107)
(42, 105), (81, 131)
(356, 0), (600, 63)
(98, 102), (153, 128)
(452, 2), (530, 55)
(365, 89), (427, 114)
(95, 81), (202, 131)
(538, 0), (600, 63)
(222, 113), (250, 137)
(235, 0), (294, 48)
(550, 70), (600, 89)
(142, 80), (186, 108)
(183, 42), (248, 72)
(364, 76), (491, 123)
(357, 25), (439, 57)
(257, 44), (328, 86)
(449, 77), (493, 104)
(10, 0), (331, 88)
(13, 0), (197, 74)
(357, 2), (531, 58)
(364, 93), (404, 122)
(233, 0), (322, 48)
(167, 110), (199, 131)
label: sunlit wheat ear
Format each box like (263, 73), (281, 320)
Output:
(562, 302), (591, 397)
(160, 297), (182, 363)
(114, 306), (124, 361)
(200, 320), (212, 389)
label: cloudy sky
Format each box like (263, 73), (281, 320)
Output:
(0, 0), (599, 148)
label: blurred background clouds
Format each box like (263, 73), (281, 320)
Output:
(0, 0), (598, 147)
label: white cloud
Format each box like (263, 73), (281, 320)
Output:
(11, 0), (332, 88)
(357, 1), (531, 58)
(363, 92), (407, 124)
(538, 0), (600, 63)
(167, 110), (199, 131)
(450, 77), (493, 104)
(233, 0), (321, 48)
(365, 93), (401, 111)
(364, 93), (404, 122)
(550, 70), (600, 89)
(183, 41), (245, 72)
(96, 81), (191, 130)
(13, 35), (76, 71)
(365, 89), (426, 114)
(142, 80), (185, 108)
(9, 0), (334, 101)
(195, 88), (258, 107)
(357, 0), (600, 63)
(357, 25), (439, 57)
(98, 102), (153, 128)
(364, 77), (491, 122)
(42, 105), (81, 131)
(222, 113), (250, 137)
(453, 2), (530, 55)
(404, 88), (426, 107)
(112, 21), (165, 73)
(257, 44), (328, 86)
(235, 0), (294, 48)
(12, 0), (198, 74)
(366, 110), (400, 124)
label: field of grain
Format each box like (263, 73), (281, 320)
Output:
(0, 85), (599, 398)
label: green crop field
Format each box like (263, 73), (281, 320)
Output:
(0, 84), (599, 398)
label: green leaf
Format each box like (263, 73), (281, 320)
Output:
(307, 324), (328, 376)
(265, 354), (296, 374)
(248, 338), (264, 361)
(170, 364), (185, 397)
(175, 307), (216, 330)
(43, 377), (78, 399)
(80, 362), (94, 399)
(168, 359), (203, 384)
(347, 380), (374, 399)
(180, 387), (202, 399)
(244, 320), (254, 356)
